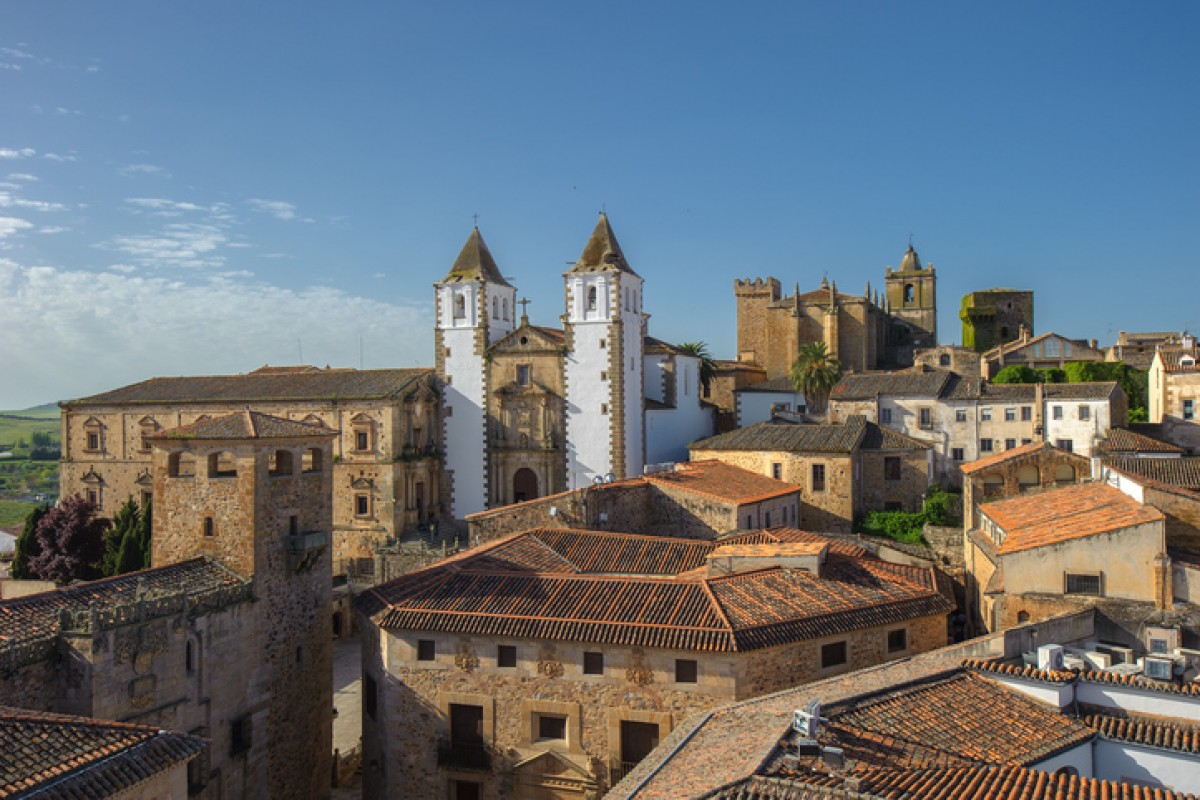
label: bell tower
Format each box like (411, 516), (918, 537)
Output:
(435, 227), (516, 517)
(885, 243), (938, 347)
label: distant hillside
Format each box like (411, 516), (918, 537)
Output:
(0, 403), (61, 419)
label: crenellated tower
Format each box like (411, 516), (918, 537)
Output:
(563, 213), (645, 487)
(435, 227), (517, 517)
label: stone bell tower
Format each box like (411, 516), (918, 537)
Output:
(885, 243), (938, 348)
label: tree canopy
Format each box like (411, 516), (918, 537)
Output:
(27, 495), (108, 584)
(11, 502), (50, 580)
(790, 341), (842, 414)
(676, 341), (717, 395)
(101, 497), (152, 577)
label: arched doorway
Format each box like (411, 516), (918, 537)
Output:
(513, 468), (539, 503)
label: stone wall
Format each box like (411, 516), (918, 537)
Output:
(1145, 485), (1200, 552)
(858, 448), (929, 514)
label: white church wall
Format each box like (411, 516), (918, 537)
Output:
(566, 322), (613, 489)
(646, 354), (713, 465)
(621, 281), (645, 478)
(737, 390), (805, 428)
(440, 325), (487, 517)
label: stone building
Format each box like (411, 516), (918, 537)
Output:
(689, 416), (932, 532)
(965, 482), (1168, 634)
(960, 288), (1034, 353)
(1105, 330), (1184, 370)
(355, 527), (952, 799)
(913, 343), (982, 379)
(1149, 340), (1200, 452)
(732, 376), (806, 427)
(1, 410), (335, 799)
(707, 359), (767, 433)
(59, 365), (441, 573)
(436, 217), (713, 518)
(734, 244), (937, 378)
(959, 441), (1090, 530)
(465, 459), (801, 544)
(1, 705), (205, 797)
(980, 329), (1105, 379)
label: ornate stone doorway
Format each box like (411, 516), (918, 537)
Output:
(513, 468), (539, 503)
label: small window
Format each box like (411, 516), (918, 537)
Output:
(417, 639), (436, 661)
(951, 447), (964, 462)
(1021, 438), (1032, 445)
(454, 294), (466, 320)
(355, 494), (370, 517)
(1056, 439), (1074, 452)
(939, 354), (951, 367)
(599, 338), (606, 349)
(1005, 438), (1016, 450)
(918, 407), (932, 429)
(583, 651), (604, 675)
(1052, 405), (1063, 420)
(811, 463), (826, 492)
(980, 407), (992, 422)
(364, 674), (377, 720)
(230, 715), (252, 756)
(1004, 407), (1016, 422)
(355, 430), (370, 451)
(821, 641), (847, 669)
(880, 408), (892, 424)
(675, 659), (698, 684)
(600, 370), (608, 381)
(887, 628), (907, 653)
(86, 431), (100, 451)
(1185, 400), (1195, 421)
(1021, 406), (1032, 421)
(517, 365), (530, 386)
(1065, 573), (1102, 596)
(1078, 405), (1090, 421)
(537, 714), (567, 741)
(979, 438), (993, 452)
(86, 488), (99, 505)
(202, 517), (215, 537)
(764, 511), (771, 527)
(903, 283), (914, 303)
(1149, 637), (1170, 655)
(771, 463), (782, 480)
(955, 409), (967, 423)
(600, 403), (608, 415)
(587, 286), (597, 311)
(186, 641), (195, 673)
(498, 645), (517, 668)
(884, 457), (901, 481)
(295, 645), (303, 664)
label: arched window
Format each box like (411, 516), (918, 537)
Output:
(270, 449), (293, 476)
(492, 297), (498, 318)
(587, 286), (598, 311)
(168, 452), (196, 478)
(1018, 465), (1039, 488)
(207, 452), (237, 478)
(904, 284), (915, 303)
(502, 297), (509, 320)
(1054, 464), (1076, 484)
(454, 293), (466, 320)
(302, 447), (323, 473)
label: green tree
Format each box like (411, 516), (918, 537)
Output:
(11, 502), (49, 579)
(677, 342), (717, 395)
(790, 341), (842, 414)
(1039, 368), (1067, 383)
(101, 497), (142, 576)
(136, 497), (153, 568)
(992, 365), (1044, 384)
(28, 495), (108, 584)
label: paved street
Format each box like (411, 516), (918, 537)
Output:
(332, 634), (363, 798)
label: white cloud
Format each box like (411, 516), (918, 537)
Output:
(0, 191), (67, 212)
(0, 63), (20, 71)
(247, 198), (297, 221)
(38, 226), (68, 235)
(0, 259), (433, 408)
(0, 47), (34, 60)
(43, 152), (78, 162)
(54, 107), (83, 116)
(119, 163), (171, 178)
(86, 64), (100, 74)
(125, 197), (207, 216)
(0, 148), (36, 159)
(7, 173), (37, 182)
(105, 222), (227, 269)
(261, 252), (292, 259)
(0, 216), (34, 240)
(374, 273), (386, 279)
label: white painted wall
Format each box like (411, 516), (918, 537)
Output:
(1075, 681), (1200, 722)
(565, 322), (612, 489)
(1044, 399), (1110, 456)
(439, 314), (487, 518)
(484, 282), (517, 345)
(1100, 465), (1147, 502)
(646, 353), (714, 465)
(621, 275), (645, 478)
(1094, 737), (1200, 794)
(982, 673), (1073, 708)
(1031, 742), (1094, 778)
(737, 390), (805, 427)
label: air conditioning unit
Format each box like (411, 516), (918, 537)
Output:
(1082, 651), (1112, 670)
(1143, 657), (1174, 681)
(1146, 626), (1180, 655)
(1093, 644), (1135, 665)
(1062, 654), (1087, 671)
(1038, 644), (1065, 672)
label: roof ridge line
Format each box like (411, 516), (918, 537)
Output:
(698, 577), (737, 640)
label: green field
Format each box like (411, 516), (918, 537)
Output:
(0, 499), (38, 527)
(0, 405), (61, 504)
(0, 404), (60, 451)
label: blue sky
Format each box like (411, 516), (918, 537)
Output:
(1, 2), (1196, 409)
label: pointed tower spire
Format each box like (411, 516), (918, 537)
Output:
(568, 213), (639, 276)
(900, 243), (922, 272)
(440, 227), (512, 286)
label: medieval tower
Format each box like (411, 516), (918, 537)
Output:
(151, 411), (335, 799)
(884, 243), (938, 349)
(563, 213), (646, 488)
(434, 228), (517, 518)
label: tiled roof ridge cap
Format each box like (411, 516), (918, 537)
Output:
(528, 526), (716, 546)
(961, 657), (1078, 683)
(1078, 669), (1200, 696)
(0, 556), (233, 607)
(0, 705), (162, 734)
(451, 568), (698, 583)
(697, 578), (736, 638)
(378, 606), (729, 634)
(1083, 714), (1200, 753)
(1101, 460), (1200, 500)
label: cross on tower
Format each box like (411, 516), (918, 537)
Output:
(518, 296), (531, 319)
(472, 213), (480, 228)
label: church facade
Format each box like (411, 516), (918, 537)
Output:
(734, 244), (938, 378)
(436, 215), (714, 518)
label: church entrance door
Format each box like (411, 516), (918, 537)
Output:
(513, 468), (539, 503)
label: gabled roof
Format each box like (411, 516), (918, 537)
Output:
(357, 528), (949, 653)
(1084, 714), (1200, 754)
(690, 416), (868, 454)
(644, 460), (798, 505)
(979, 482), (1164, 555)
(1103, 456), (1200, 492)
(63, 367), (435, 406)
(439, 226), (512, 286)
(0, 706), (205, 797)
(1100, 427), (1184, 455)
(566, 213), (639, 277)
(982, 331), (1103, 361)
(959, 441), (1089, 476)
(490, 323), (567, 352)
(718, 527), (869, 559)
(150, 410), (336, 441)
(830, 369), (952, 401)
(1042, 381), (1120, 400)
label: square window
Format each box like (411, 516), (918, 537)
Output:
(1052, 405), (1063, 420)
(820, 641), (847, 669)
(980, 407), (992, 421)
(951, 447), (964, 462)
(583, 651), (604, 675)
(537, 714), (567, 741)
(675, 659), (698, 683)
(887, 629), (908, 653)
(1005, 439), (1016, 450)
(980, 438), (993, 452)
(497, 645), (517, 668)
(811, 464), (826, 492)
(1004, 407), (1016, 422)
(955, 409), (967, 423)
(884, 457), (901, 481)
(1078, 405), (1090, 420)
(880, 408), (892, 424)
(417, 639), (435, 661)
(1021, 406), (1032, 421)
(1185, 400), (1195, 421)
(355, 495), (369, 517)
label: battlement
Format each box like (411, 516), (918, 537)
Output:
(734, 277), (781, 299)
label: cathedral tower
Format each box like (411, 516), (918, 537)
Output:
(563, 213), (645, 487)
(435, 227), (517, 517)
(885, 243), (938, 348)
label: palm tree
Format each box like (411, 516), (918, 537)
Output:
(790, 341), (842, 415)
(677, 341), (717, 396)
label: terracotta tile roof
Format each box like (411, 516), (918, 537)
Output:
(1155, 346), (1200, 373)
(645, 461), (799, 505)
(0, 705), (204, 797)
(358, 529), (949, 653)
(964, 657), (1200, 697)
(63, 367), (434, 406)
(439, 226), (512, 286)
(962, 657), (1075, 683)
(1103, 457), (1200, 491)
(959, 441), (1073, 475)
(718, 528), (870, 559)
(1100, 428), (1184, 455)
(1078, 669), (1200, 697)
(150, 409), (336, 441)
(979, 483), (1164, 555)
(830, 370), (952, 401)
(0, 558), (249, 649)
(690, 416), (868, 454)
(1084, 714), (1200, 753)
